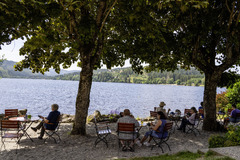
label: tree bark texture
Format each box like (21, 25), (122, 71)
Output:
(202, 72), (220, 131)
(71, 58), (93, 135)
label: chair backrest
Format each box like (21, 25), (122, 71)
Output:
(228, 109), (233, 115)
(5, 109), (18, 117)
(118, 123), (135, 132)
(184, 109), (191, 115)
(55, 114), (63, 132)
(163, 122), (173, 132)
(150, 111), (158, 118)
(1, 120), (19, 129)
(198, 109), (204, 115)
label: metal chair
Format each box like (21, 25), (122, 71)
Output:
(1, 120), (22, 153)
(44, 114), (62, 143)
(117, 123), (135, 150)
(151, 122), (173, 153)
(186, 114), (201, 136)
(94, 117), (111, 147)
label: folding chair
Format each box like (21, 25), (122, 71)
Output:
(186, 114), (201, 136)
(117, 123), (135, 151)
(1, 120), (22, 153)
(184, 109), (192, 116)
(151, 122), (173, 153)
(4, 109), (18, 119)
(94, 116), (111, 147)
(150, 111), (158, 118)
(44, 114), (62, 143)
(150, 111), (158, 124)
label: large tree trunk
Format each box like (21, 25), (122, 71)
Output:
(202, 72), (220, 131)
(71, 58), (93, 135)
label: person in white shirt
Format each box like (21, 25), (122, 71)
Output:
(177, 107), (198, 132)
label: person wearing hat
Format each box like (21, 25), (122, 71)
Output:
(155, 101), (170, 118)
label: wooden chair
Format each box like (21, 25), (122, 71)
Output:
(184, 109), (192, 116)
(150, 111), (158, 118)
(117, 123), (135, 150)
(186, 114), (201, 136)
(1, 120), (22, 153)
(151, 122), (173, 153)
(198, 109), (204, 118)
(44, 114), (63, 143)
(4, 109), (18, 119)
(227, 109), (233, 116)
(94, 116), (111, 147)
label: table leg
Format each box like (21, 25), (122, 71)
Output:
(17, 121), (34, 143)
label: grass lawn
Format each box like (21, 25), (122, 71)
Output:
(118, 151), (235, 160)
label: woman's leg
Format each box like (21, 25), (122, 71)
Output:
(179, 118), (188, 132)
(140, 130), (152, 144)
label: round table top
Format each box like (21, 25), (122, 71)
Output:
(9, 116), (39, 122)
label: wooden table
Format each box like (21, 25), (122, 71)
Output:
(9, 117), (39, 143)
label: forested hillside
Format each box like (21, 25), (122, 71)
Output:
(0, 60), (205, 86)
(54, 67), (205, 86)
(0, 60), (78, 78)
(0, 60), (47, 78)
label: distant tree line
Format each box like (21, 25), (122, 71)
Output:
(54, 67), (205, 86)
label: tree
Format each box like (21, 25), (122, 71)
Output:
(5, 0), (157, 135)
(159, 1), (240, 130)
(171, 0), (240, 131)
(11, 0), (124, 135)
(115, 0), (240, 131)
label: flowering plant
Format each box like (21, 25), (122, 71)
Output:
(109, 109), (120, 115)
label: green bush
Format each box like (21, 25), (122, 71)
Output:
(224, 140), (238, 147)
(208, 125), (240, 148)
(208, 135), (226, 148)
(225, 125), (240, 144)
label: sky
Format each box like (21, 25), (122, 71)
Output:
(0, 38), (131, 71)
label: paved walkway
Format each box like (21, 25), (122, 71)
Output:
(201, 146), (240, 160)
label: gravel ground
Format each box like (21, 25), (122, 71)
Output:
(0, 122), (224, 160)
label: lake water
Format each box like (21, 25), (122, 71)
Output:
(0, 78), (226, 118)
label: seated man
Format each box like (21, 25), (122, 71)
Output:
(31, 104), (60, 139)
(117, 109), (139, 152)
(229, 104), (240, 123)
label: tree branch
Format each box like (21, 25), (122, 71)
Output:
(217, 43), (240, 73)
(100, 0), (118, 33)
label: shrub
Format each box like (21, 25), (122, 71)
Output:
(224, 140), (238, 147)
(216, 91), (230, 112)
(225, 125), (240, 144)
(208, 135), (226, 148)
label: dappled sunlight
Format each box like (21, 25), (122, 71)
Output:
(0, 122), (216, 160)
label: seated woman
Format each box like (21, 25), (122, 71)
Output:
(136, 111), (167, 147)
(177, 107), (197, 132)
